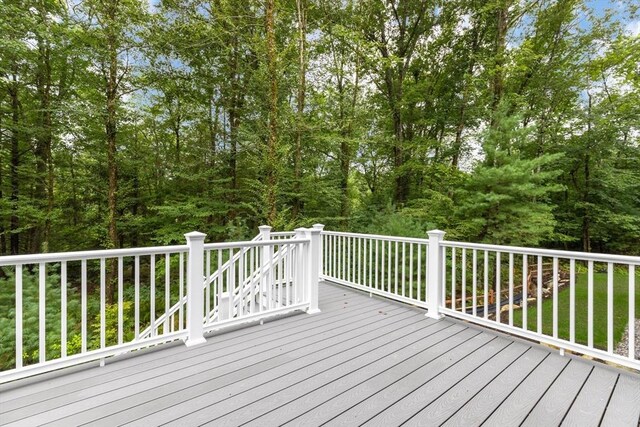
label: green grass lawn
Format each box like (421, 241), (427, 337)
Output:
(511, 270), (640, 351)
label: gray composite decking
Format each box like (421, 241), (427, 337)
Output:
(1, 282), (639, 427)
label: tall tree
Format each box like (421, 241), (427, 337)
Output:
(79, 0), (146, 299)
(265, 0), (278, 224)
(355, 0), (433, 205)
(292, 0), (307, 219)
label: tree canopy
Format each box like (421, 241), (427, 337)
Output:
(1, 0), (639, 257)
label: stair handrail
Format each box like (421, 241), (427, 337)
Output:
(207, 241), (296, 322)
(138, 233), (263, 339)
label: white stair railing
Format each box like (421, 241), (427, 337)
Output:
(138, 233), (263, 339)
(201, 230), (316, 330)
(207, 243), (294, 323)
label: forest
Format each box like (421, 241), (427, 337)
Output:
(1, 0), (639, 257)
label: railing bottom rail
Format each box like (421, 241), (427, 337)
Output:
(0, 331), (188, 384)
(322, 276), (429, 310)
(440, 307), (639, 371)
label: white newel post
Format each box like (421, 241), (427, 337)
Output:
(306, 227), (322, 314)
(426, 229), (446, 319)
(312, 224), (325, 277)
(185, 231), (207, 347)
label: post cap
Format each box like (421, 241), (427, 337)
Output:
(427, 229), (446, 238)
(294, 227), (308, 233)
(184, 231), (207, 240)
(258, 225), (272, 231)
(312, 224), (325, 230)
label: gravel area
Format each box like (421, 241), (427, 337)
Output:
(615, 319), (640, 359)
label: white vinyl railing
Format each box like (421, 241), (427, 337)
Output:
(438, 239), (639, 370)
(0, 245), (189, 382)
(0, 226), (323, 383)
(270, 231), (297, 240)
(322, 231), (430, 309)
(321, 229), (639, 371)
(140, 227), (302, 338)
(2, 224), (635, 382)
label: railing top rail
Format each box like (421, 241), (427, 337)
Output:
(271, 231), (296, 236)
(0, 245), (189, 266)
(0, 238), (310, 267)
(322, 230), (430, 245)
(441, 240), (640, 265)
(202, 238), (309, 250)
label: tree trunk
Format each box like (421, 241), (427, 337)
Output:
(69, 151), (79, 226)
(452, 26), (479, 168)
(582, 93), (592, 252)
(392, 108), (409, 205)
(339, 54), (361, 226)
(490, 1), (509, 128)
(265, 0), (278, 225)
(173, 101), (181, 164)
(0, 114), (5, 255)
(34, 12), (54, 252)
(340, 136), (350, 222)
(336, 62), (349, 225)
(105, 3), (119, 303)
(582, 154), (590, 252)
(9, 68), (20, 255)
(208, 91), (218, 168)
(384, 66), (408, 205)
(292, 0), (306, 219)
(228, 30), (240, 220)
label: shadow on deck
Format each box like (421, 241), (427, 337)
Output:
(1, 282), (639, 427)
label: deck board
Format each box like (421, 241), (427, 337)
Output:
(400, 341), (531, 426)
(162, 320), (464, 426)
(441, 347), (550, 427)
(481, 351), (569, 425)
(561, 366), (619, 427)
(521, 360), (593, 426)
(363, 340), (527, 426)
(1, 286), (364, 406)
(600, 374), (640, 427)
(0, 281), (638, 427)
(0, 285), (348, 402)
(238, 327), (477, 427)
(68, 306), (425, 425)
(2, 289), (401, 425)
(332, 336), (510, 426)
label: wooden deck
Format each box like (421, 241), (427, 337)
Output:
(1, 282), (639, 427)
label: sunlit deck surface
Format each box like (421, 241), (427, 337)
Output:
(1, 282), (639, 427)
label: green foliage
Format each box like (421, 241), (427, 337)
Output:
(0, 1), (638, 253)
(89, 301), (136, 348)
(454, 151), (565, 245)
(352, 204), (426, 238)
(0, 269), (82, 369)
(453, 113), (565, 245)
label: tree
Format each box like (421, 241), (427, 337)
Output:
(455, 114), (564, 245)
(265, 0), (279, 225)
(77, 0), (147, 300)
(353, 0), (434, 205)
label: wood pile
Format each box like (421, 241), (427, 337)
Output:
(525, 263), (569, 298)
